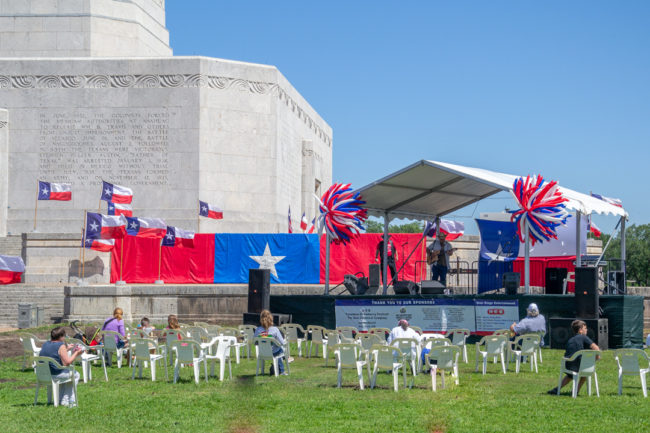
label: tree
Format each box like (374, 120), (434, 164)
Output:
(602, 223), (650, 287)
(365, 220), (424, 233)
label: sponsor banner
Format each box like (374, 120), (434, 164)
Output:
(335, 298), (518, 334)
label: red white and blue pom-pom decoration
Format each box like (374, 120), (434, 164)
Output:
(315, 183), (368, 245)
(509, 175), (570, 246)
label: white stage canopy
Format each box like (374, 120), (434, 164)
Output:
(356, 160), (627, 219)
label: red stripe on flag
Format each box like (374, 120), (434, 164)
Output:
(49, 191), (71, 201)
(0, 269), (22, 284)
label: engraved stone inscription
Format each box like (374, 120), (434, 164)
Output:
(38, 108), (174, 186)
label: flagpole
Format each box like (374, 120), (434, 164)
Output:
(119, 237), (124, 284)
(33, 180), (39, 232)
(524, 224), (530, 294)
(81, 211), (87, 284)
(197, 200), (200, 233)
(155, 239), (164, 285)
(324, 234), (331, 295)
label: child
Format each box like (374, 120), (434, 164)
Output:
(547, 320), (600, 395)
(140, 317), (155, 336)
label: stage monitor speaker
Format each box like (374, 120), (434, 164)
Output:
(368, 264), (380, 290)
(248, 269), (270, 313)
(243, 312), (291, 327)
(420, 280), (445, 295)
(343, 274), (369, 295)
(545, 267), (567, 295)
(608, 271), (624, 294)
(503, 272), (520, 295)
(575, 267), (599, 319)
(549, 317), (608, 350)
(393, 280), (419, 295)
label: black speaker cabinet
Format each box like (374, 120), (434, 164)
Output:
(248, 268), (270, 313)
(420, 280), (445, 295)
(393, 280), (419, 295)
(368, 264), (380, 290)
(575, 267), (599, 318)
(545, 267), (568, 294)
(608, 271), (625, 294)
(549, 317), (608, 350)
(503, 272), (520, 295)
(243, 312), (291, 327)
(343, 274), (369, 295)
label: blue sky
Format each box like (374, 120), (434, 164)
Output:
(166, 1), (649, 235)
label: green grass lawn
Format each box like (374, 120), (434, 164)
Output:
(1, 341), (649, 433)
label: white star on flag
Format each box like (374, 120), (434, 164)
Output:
(41, 187), (49, 195)
(89, 222), (99, 231)
(104, 188), (111, 196)
(249, 243), (285, 279)
(129, 221), (138, 229)
(202, 205), (208, 212)
(165, 233), (174, 240)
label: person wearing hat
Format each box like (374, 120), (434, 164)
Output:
(387, 319), (421, 361)
(510, 303), (547, 346)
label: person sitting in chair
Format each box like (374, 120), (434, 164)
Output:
(510, 303), (547, 346)
(254, 310), (287, 375)
(39, 327), (84, 407)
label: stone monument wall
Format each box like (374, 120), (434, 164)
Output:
(0, 56), (332, 235)
(0, 109), (7, 236)
(0, 0), (171, 57)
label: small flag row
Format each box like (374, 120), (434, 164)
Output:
(288, 207), (316, 234)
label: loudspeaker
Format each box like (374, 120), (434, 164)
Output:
(393, 280), (419, 295)
(549, 317), (608, 350)
(545, 267), (568, 294)
(368, 264), (380, 290)
(248, 269), (270, 313)
(243, 312), (292, 326)
(608, 271), (624, 294)
(420, 280), (445, 295)
(575, 267), (599, 319)
(343, 274), (369, 295)
(503, 272), (520, 295)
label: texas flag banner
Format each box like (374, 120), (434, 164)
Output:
(589, 219), (602, 238)
(424, 219), (465, 241)
(83, 236), (115, 252)
(101, 181), (133, 204)
(199, 200), (223, 220)
(300, 213), (308, 231)
(38, 181), (71, 201)
(288, 206), (293, 233)
(126, 217), (166, 238)
(162, 226), (195, 248)
(85, 212), (127, 239)
(0, 254), (25, 284)
(307, 218), (316, 234)
(107, 202), (133, 217)
(591, 193), (623, 208)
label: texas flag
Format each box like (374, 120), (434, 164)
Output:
(83, 236), (115, 252)
(307, 218), (316, 234)
(199, 200), (223, 220)
(0, 255), (25, 284)
(424, 219), (465, 241)
(107, 202), (133, 217)
(288, 206), (293, 234)
(591, 193), (623, 208)
(38, 181), (71, 201)
(162, 226), (195, 248)
(588, 220), (602, 238)
(300, 213), (308, 231)
(85, 212), (127, 239)
(101, 181), (133, 204)
(125, 217), (167, 238)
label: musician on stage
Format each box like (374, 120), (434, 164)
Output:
(426, 232), (454, 286)
(375, 236), (398, 286)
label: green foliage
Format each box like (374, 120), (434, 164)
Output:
(365, 220), (424, 233)
(2, 336), (650, 432)
(601, 223), (650, 286)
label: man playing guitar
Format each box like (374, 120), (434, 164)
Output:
(426, 232), (455, 287)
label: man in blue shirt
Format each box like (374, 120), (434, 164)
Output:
(510, 303), (547, 346)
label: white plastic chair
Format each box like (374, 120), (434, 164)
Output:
(279, 324), (307, 357)
(446, 329), (470, 363)
(163, 329), (185, 366)
(557, 349), (601, 398)
(355, 333), (384, 360)
(131, 338), (167, 382)
(323, 330), (340, 367)
(336, 326), (358, 343)
(186, 326), (209, 343)
(614, 348), (650, 397)
(205, 336), (235, 381)
(238, 325), (257, 359)
(33, 356), (78, 407)
(425, 345), (460, 391)
(169, 339), (208, 384)
(475, 335), (507, 375)
(19, 333), (42, 370)
(307, 325), (327, 358)
(100, 330), (128, 368)
(65, 337), (107, 383)
(370, 344), (407, 392)
(510, 334), (540, 374)
(254, 337), (289, 376)
(369, 328), (390, 341)
(219, 327), (245, 364)
(334, 343), (368, 389)
(391, 337), (419, 380)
